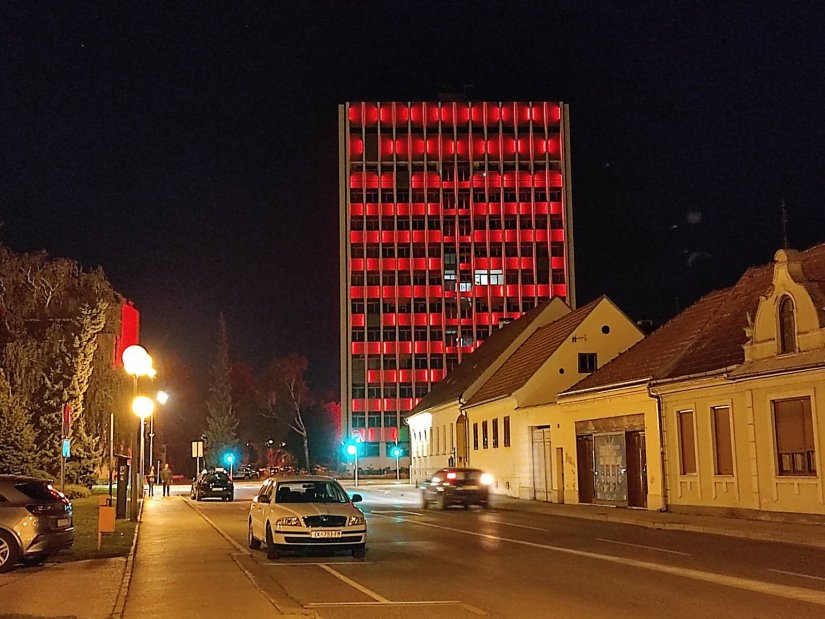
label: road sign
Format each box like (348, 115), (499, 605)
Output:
(191, 441), (204, 458)
(62, 404), (72, 437)
(62, 438), (71, 458)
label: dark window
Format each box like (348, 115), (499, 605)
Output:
(14, 482), (62, 502)
(774, 397), (816, 476)
(473, 423), (479, 450)
(414, 384), (428, 397)
(503, 416), (511, 447)
(351, 245), (365, 258)
(578, 353), (597, 373)
(492, 418), (499, 448)
(399, 383), (413, 398)
(778, 296), (797, 354)
(367, 327), (381, 342)
(368, 412), (382, 427)
(351, 301), (364, 314)
(678, 410), (697, 475)
(363, 442), (380, 457)
(482, 421), (489, 449)
(712, 406), (734, 476)
(351, 328), (365, 342)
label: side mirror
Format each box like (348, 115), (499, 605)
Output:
(351, 494), (363, 503)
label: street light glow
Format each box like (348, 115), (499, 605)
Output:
(156, 390), (169, 405)
(131, 396), (155, 419)
(122, 345), (153, 377)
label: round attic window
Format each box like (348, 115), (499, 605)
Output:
(559, 368), (565, 374)
(601, 325), (611, 334)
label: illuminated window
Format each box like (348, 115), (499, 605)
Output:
(474, 270), (504, 285)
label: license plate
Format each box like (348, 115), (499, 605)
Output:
(463, 485), (479, 490)
(311, 530), (342, 539)
(57, 518), (70, 528)
(211, 487), (224, 491)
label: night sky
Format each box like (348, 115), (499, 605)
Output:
(2, 2), (824, 391)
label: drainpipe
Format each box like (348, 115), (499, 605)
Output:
(647, 383), (669, 513)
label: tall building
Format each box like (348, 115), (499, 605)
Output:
(340, 100), (575, 467)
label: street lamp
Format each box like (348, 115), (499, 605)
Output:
(132, 396), (154, 501)
(390, 444), (402, 481)
(150, 391), (169, 484)
(122, 345), (154, 522)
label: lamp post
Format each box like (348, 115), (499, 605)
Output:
(132, 396), (154, 506)
(151, 390), (169, 483)
(122, 345), (154, 522)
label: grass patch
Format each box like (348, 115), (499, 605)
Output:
(52, 492), (136, 563)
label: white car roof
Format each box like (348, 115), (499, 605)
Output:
(267, 474), (339, 483)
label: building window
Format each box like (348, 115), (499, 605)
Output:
(473, 423), (479, 450)
(778, 295), (797, 354)
(578, 353), (597, 373)
(678, 410), (697, 475)
(503, 416), (511, 447)
(352, 413), (366, 428)
(773, 397), (816, 476)
(474, 269), (504, 286)
(712, 406), (734, 476)
(363, 442), (380, 457)
(367, 412), (382, 427)
(482, 421), (489, 449)
(492, 418), (499, 448)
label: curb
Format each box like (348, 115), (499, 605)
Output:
(109, 499), (143, 618)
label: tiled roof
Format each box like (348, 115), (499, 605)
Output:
(466, 297), (603, 405)
(566, 243), (825, 393)
(410, 300), (556, 414)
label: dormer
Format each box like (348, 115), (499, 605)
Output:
(744, 249), (825, 362)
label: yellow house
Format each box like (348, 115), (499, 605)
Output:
(408, 298), (570, 486)
(653, 247), (825, 517)
(461, 296), (644, 499)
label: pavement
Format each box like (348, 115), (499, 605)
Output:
(2, 480), (824, 619)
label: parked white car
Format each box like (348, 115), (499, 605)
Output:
(248, 475), (366, 559)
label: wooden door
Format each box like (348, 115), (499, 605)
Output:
(576, 434), (595, 504)
(626, 431), (648, 508)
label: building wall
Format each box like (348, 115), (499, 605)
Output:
(660, 371), (825, 516)
(340, 100), (575, 467)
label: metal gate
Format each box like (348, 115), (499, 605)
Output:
(531, 427), (552, 502)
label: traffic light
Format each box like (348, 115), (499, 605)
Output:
(390, 445), (402, 459)
(224, 453), (235, 466)
(344, 435), (362, 458)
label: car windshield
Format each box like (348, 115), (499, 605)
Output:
(206, 473), (229, 484)
(275, 481), (349, 504)
(15, 482), (63, 502)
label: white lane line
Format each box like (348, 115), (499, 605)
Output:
(262, 561), (373, 566)
(305, 600), (488, 615)
(488, 520), (550, 532)
(317, 563), (392, 603)
(371, 510), (424, 516)
(370, 513), (825, 607)
(769, 569), (825, 582)
(596, 538), (691, 556)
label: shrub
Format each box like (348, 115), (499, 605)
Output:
(61, 484), (91, 500)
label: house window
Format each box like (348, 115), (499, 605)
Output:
(712, 406), (734, 475)
(473, 423), (479, 450)
(678, 410), (697, 474)
(578, 353), (597, 373)
(773, 397), (816, 476)
(504, 416), (511, 447)
(482, 421), (489, 449)
(492, 418), (499, 448)
(778, 295), (797, 354)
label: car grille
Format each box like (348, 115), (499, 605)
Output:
(284, 535), (362, 544)
(303, 515), (347, 528)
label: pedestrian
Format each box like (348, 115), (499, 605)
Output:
(160, 463), (173, 497)
(146, 466), (155, 497)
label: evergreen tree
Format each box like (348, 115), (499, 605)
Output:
(204, 315), (239, 468)
(0, 370), (36, 474)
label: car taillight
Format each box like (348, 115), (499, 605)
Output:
(26, 504), (65, 516)
(446, 472), (457, 480)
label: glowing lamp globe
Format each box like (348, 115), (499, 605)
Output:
(131, 396), (155, 419)
(122, 345), (152, 377)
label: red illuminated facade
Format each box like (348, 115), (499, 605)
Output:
(340, 101), (575, 466)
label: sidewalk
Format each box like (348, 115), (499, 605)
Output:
(118, 496), (294, 618)
(356, 482), (825, 549)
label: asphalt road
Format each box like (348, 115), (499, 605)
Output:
(185, 482), (825, 618)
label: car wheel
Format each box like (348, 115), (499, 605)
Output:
(248, 520), (261, 550)
(265, 524), (279, 560)
(421, 492), (429, 509)
(0, 530), (21, 574)
(436, 494), (445, 510)
(352, 544), (366, 559)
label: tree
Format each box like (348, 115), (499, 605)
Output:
(0, 369), (36, 474)
(262, 354), (313, 469)
(203, 315), (239, 468)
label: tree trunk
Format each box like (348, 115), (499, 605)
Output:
(302, 435), (310, 470)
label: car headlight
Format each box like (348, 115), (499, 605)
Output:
(480, 473), (494, 486)
(275, 517), (301, 527)
(347, 515), (366, 526)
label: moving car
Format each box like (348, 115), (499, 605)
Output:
(421, 467), (492, 509)
(248, 475), (366, 560)
(0, 475), (75, 573)
(190, 470), (234, 501)
(237, 465), (260, 480)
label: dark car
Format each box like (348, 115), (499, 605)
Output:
(0, 475), (75, 573)
(191, 470), (234, 502)
(237, 465), (260, 480)
(421, 467), (492, 510)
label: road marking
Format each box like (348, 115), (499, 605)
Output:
(769, 569), (825, 582)
(370, 510), (424, 516)
(371, 513), (825, 607)
(305, 600), (488, 615)
(317, 564), (391, 603)
(596, 538), (691, 556)
(488, 520), (550, 532)
(262, 561), (373, 566)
